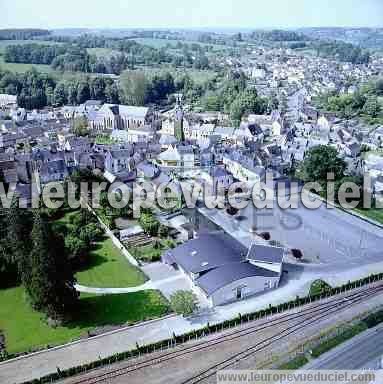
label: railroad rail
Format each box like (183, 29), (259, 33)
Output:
(65, 284), (383, 384)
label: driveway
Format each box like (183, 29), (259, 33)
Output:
(141, 262), (211, 308)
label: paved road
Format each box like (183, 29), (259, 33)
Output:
(304, 323), (383, 370)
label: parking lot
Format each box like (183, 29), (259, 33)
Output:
(197, 199), (383, 271)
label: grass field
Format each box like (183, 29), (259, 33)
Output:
(0, 56), (53, 73)
(278, 355), (309, 370)
(355, 207), (383, 225)
(0, 40), (60, 73)
(131, 65), (217, 84)
(133, 37), (228, 51)
(0, 210), (168, 354)
(0, 40), (62, 54)
(86, 47), (120, 58)
(54, 210), (147, 288)
(75, 238), (148, 288)
(0, 286), (169, 354)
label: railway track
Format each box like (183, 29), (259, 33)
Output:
(66, 285), (383, 384)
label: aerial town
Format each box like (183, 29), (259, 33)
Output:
(1, 1), (383, 383)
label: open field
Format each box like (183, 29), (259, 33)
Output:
(355, 208), (383, 225)
(0, 56), (53, 73)
(0, 210), (167, 354)
(75, 238), (148, 288)
(86, 47), (120, 57)
(55, 210), (147, 288)
(0, 287), (169, 354)
(132, 65), (217, 84)
(132, 37), (227, 51)
(0, 40), (62, 73)
(0, 40), (62, 54)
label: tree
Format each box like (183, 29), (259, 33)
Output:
(230, 90), (268, 124)
(64, 235), (88, 263)
(105, 82), (120, 104)
(6, 199), (32, 285)
(27, 211), (78, 318)
(139, 212), (160, 236)
(120, 70), (148, 106)
(363, 95), (380, 118)
(76, 80), (91, 104)
(299, 145), (346, 184)
(79, 223), (103, 245)
(170, 290), (199, 316)
(72, 116), (89, 137)
(158, 225), (169, 239)
(309, 279), (332, 296)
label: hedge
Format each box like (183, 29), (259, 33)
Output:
(19, 272), (383, 384)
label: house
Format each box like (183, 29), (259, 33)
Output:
(104, 149), (134, 174)
(162, 233), (282, 306)
(200, 167), (233, 194)
(0, 94), (17, 108)
(37, 159), (69, 184)
(222, 152), (265, 187)
(136, 161), (161, 180)
(159, 134), (177, 149)
(214, 126), (235, 142)
(156, 145), (195, 170)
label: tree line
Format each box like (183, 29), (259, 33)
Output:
(0, 204), (78, 320)
(0, 67), (198, 109)
(3, 34), (213, 75)
(0, 28), (50, 40)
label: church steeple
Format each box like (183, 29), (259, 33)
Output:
(175, 94), (185, 143)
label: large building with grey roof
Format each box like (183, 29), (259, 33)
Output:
(162, 233), (283, 306)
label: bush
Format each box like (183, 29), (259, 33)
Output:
(139, 213), (160, 236)
(291, 249), (303, 259)
(79, 223), (103, 244)
(310, 279), (332, 296)
(259, 232), (271, 241)
(170, 290), (199, 316)
(64, 235), (88, 263)
(158, 225), (170, 238)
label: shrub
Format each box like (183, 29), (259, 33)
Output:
(310, 279), (332, 296)
(291, 249), (303, 259)
(170, 290), (199, 316)
(259, 232), (271, 241)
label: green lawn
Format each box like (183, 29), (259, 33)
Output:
(75, 238), (147, 288)
(133, 37), (228, 51)
(131, 66), (217, 84)
(311, 323), (368, 358)
(53, 210), (146, 288)
(0, 40), (62, 54)
(0, 286), (169, 354)
(278, 355), (309, 370)
(355, 208), (383, 224)
(0, 56), (53, 73)
(86, 47), (120, 58)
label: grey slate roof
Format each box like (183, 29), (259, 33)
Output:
(196, 261), (279, 296)
(163, 233), (247, 274)
(246, 244), (284, 264)
(210, 167), (230, 178)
